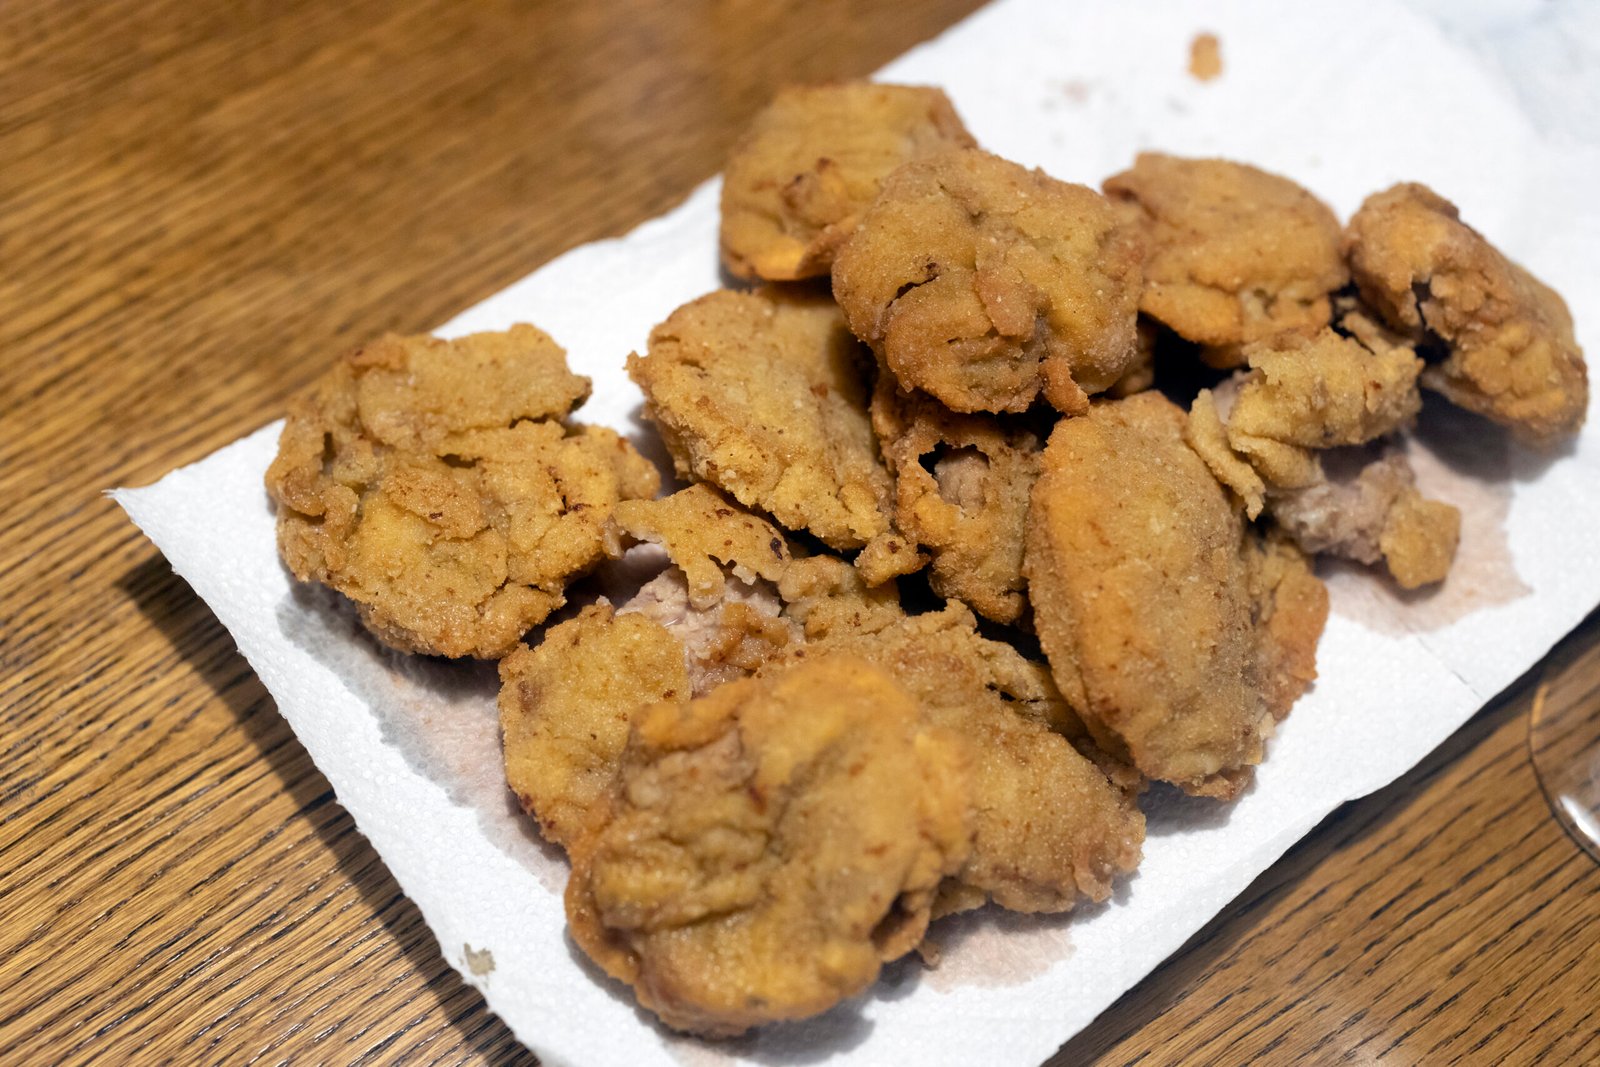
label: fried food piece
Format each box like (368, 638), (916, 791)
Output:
(607, 484), (808, 691)
(618, 571), (799, 697)
(1025, 392), (1328, 798)
(719, 82), (977, 281)
(1105, 318), (1160, 398)
(1381, 489), (1462, 590)
(498, 606), (688, 848)
(266, 327), (659, 658)
(1269, 449), (1460, 590)
(1344, 182), (1587, 445)
(1186, 389), (1268, 515)
(1230, 328), (1422, 446)
(790, 605), (1145, 915)
(1103, 154), (1347, 365)
(628, 288), (897, 550)
(833, 148), (1143, 415)
(606, 484), (898, 661)
(608, 483), (794, 606)
(501, 487), (818, 851)
(566, 656), (972, 1036)
(1188, 32), (1222, 82)
(852, 524), (928, 588)
(777, 553), (904, 640)
(1253, 531), (1329, 716)
(870, 380), (1040, 622)
(1186, 327), (1423, 517)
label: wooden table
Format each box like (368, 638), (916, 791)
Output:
(4, 2), (1597, 1062)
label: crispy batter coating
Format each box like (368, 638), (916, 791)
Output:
(719, 82), (977, 281)
(501, 488), (824, 853)
(1186, 389), (1268, 516)
(608, 483), (794, 606)
(1186, 327), (1423, 518)
(1230, 329), (1422, 447)
(1025, 392), (1328, 798)
(1344, 182), (1587, 445)
(1252, 532), (1329, 716)
(870, 380), (1040, 622)
(777, 553), (905, 640)
(619, 571), (799, 696)
(628, 288), (897, 549)
(608, 485), (812, 691)
(789, 605), (1145, 915)
(266, 327), (659, 658)
(498, 605), (688, 848)
(852, 524), (928, 588)
(1105, 318), (1160, 398)
(565, 656), (972, 1036)
(1380, 488), (1463, 590)
(833, 148), (1143, 415)
(609, 484), (902, 643)
(1269, 450), (1460, 590)
(1103, 154), (1347, 365)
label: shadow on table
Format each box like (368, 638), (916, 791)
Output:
(119, 555), (537, 1065)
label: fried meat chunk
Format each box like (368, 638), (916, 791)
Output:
(565, 656), (972, 1036)
(498, 605), (688, 848)
(501, 487), (818, 850)
(618, 571), (799, 697)
(1180, 323), (1459, 588)
(833, 148), (1143, 415)
(1103, 153), (1347, 365)
(720, 82), (977, 281)
(266, 327), (659, 658)
(608, 483), (793, 606)
(1269, 449), (1460, 590)
(788, 605), (1145, 915)
(628, 288), (898, 550)
(607, 484), (901, 644)
(870, 380), (1040, 622)
(1025, 392), (1329, 798)
(1185, 326), (1423, 518)
(608, 487), (804, 693)
(1344, 182), (1587, 445)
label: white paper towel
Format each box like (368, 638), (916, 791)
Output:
(115, 1), (1600, 1063)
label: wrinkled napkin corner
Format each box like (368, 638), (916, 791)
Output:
(114, 1), (1600, 1064)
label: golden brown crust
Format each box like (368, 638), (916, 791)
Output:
(1105, 318), (1160, 398)
(784, 605), (1145, 914)
(1186, 326), (1424, 515)
(833, 148), (1143, 414)
(1103, 154), (1346, 364)
(869, 379), (1041, 622)
(608, 483), (793, 607)
(498, 605), (689, 848)
(1024, 392), (1327, 798)
(1186, 388), (1268, 518)
(628, 287), (896, 549)
(719, 82), (977, 281)
(1380, 489), (1462, 590)
(565, 655), (972, 1036)
(1253, 534), (1330, 721)
(1344, 182), (1587, 445)
(1229, 328), (1423, 449)
(265, 327), (658, 658)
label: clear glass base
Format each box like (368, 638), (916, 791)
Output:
(1529, 681), (1600, 865)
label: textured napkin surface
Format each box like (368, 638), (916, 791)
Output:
(116, 1), (1600, 1063)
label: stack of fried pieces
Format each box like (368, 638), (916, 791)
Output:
(263, 82), (1588, 1036)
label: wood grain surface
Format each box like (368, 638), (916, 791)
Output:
(2, 1), (1597, 1063)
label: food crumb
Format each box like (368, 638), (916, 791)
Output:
(464, 943), (496, 978)
(1189, 32), (1222, 82)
